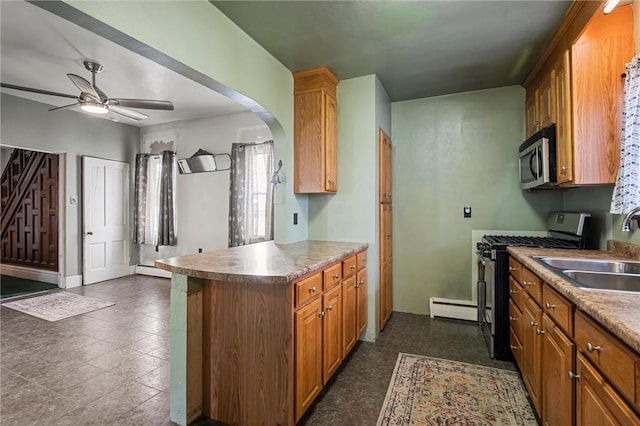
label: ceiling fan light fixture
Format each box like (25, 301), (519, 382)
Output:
(80, 102), (108, 114)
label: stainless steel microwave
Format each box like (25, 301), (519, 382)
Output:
(519, 124), (557, 190)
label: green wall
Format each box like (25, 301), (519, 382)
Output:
(391, 85), (564, 315)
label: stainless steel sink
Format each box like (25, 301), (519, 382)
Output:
(536, 257), (640, 274)
(562, 270), (640, 293)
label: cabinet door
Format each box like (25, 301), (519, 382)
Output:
(525, 91), (539, 137)
(322, 284), (342, 383)
(379, 204), (393, 331)
(324, 93), (337, 192)
(576, 353), (640, 426)
(555, 49), (573, 184)
(379, 129), (392, 203)
(342, 275), (357, 355)
(356, 268), (368, 337)
(523, 296), (543, 416)
(539, 71), (556, 128)
(542, 314), (575, 426)
(295, 298), (323, 421)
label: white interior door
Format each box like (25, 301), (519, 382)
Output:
(82, 157), (130, 285)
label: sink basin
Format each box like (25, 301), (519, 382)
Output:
(536, 257), (640, 274)
(562, 270), (640, 293)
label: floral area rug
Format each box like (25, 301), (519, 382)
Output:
(377, 353), (537, 426)
(2, 291), (114, 321)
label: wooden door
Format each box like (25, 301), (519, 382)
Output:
(324, 93), (337, 192)
(356, 268), (368, 337)
(555, 49), (573, 184)
(542, 314), (575, 426)
(576, 353), (640, 426)
(342, 275), (357, 355)
(523, 296), (543, 416)
(295, 297), (323, 421)
(82, 157), (130, 285)
(322, 284), (342, 383)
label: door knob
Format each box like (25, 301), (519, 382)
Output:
(86, 231), (93, 236)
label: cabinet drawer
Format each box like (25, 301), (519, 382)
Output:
(509, 298), (524, 343)
(542, 284), (573, 337)
(509, 276), (524, 311)
(522, 267), (542, 305)
(509, 257), (523, 284)
(295, 272), (322, 307)
(356, 251), (367, 271)
(342, 255), (357, 279)
(323, 263), (342, 290)
(510, 326), (524, 371)
(574, 310), (638, 406)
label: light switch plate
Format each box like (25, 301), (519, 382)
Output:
(70, 195), (78, 205)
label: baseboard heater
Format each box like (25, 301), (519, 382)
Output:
(429, 297), (478, 322)
(135, 264), (171, 279)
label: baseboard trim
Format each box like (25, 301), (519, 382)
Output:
(135, 264), (171, 279)
(64, 275), (82, 289)
(429, 297), (477, 322)
(0, 264), (59, 285)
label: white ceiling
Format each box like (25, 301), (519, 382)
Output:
(0, 1), (248, 128)
(1, 1), (580, 128)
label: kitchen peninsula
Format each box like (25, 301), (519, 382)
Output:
(155, 240), (368, 426)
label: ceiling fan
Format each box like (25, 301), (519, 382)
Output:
(0, 61), (174, 121)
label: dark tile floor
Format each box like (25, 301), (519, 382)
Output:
(1, 275), (516, 425)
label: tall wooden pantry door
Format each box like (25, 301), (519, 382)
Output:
(379, 129), (393, 331)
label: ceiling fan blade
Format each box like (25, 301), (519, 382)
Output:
(108, 105), (148, 121)
(1, 83), (78, 100)
(67, 74), (100, 101)
(109, 98), (174, 110)
(48, 103), (79, 112)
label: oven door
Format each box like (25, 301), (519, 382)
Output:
(478, 254), (496, 358)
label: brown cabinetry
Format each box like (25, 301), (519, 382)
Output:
(379, 128), (393, 331)
(379, 129), (392, 203)
(293, 66), (339, 193)
(509, 254), (640, 426)
(294, 249), (368, 421)
(523, 3), (633, 186)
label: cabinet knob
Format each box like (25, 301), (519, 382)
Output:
(586, 342), (601, 353)
(326, 305), (333, 311)
(509, 266), (518, 272)
(529, 321), (537, 327)
(319, 311), (325, 317)
(310, 286), (317, 293)
(510, 345), (520, 351)
(568, 371), (580, 380)
(545, 302), (556, 309)
(332, 274), (339, 279)
(359, 280), (364, 285)
(536, 328), (545, 335)
(509, 289), (518, 294)
(327, 178), (335, 185)
(561, 166), (568, 174)
(509, 316), (518, 321)
(350, 265), (356, 270)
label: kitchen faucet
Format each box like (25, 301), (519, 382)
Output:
(621, 205), (640, 231)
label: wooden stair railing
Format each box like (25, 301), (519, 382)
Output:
(0, 149), (48, 240)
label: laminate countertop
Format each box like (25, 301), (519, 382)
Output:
(155, 240), (368, 285)
(507, 247), (640, 354)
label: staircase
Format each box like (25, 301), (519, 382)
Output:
(1, 148), (59, 270)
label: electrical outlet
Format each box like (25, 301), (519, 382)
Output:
(464, 206), (472, 218)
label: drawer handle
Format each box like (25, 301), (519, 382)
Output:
(536, 328), (545, 335)
(332, 274), (339, 279)
(509, 266), (519, 272)
(310, 286), (317, 293)
(350, 265), (356, 270)
(586, 342), (601, 353)
(545, 302), (556, 309)
(568, 371), (580, 380)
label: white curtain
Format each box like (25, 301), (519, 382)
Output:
(228, 141), (275, 247)
(611, 54), (640, 214)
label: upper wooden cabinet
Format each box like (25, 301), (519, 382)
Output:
(293, 66), (339, 193)
(379, 129), (392, 203)
(523, 2), (633, 186)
